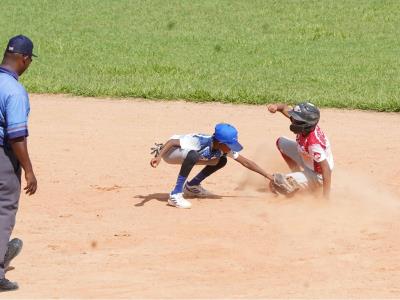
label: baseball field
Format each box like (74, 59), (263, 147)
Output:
(1, 0), (400, 299)
(2, 0), (400, 111)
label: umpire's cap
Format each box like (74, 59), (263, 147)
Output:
(6, 35), (37, 57)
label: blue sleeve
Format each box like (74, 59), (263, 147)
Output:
(5, 92), (30, 139)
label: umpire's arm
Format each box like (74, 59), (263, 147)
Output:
(9, 136), (37, 195)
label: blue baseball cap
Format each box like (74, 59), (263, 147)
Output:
(214, 123), (243, 152)
(6, 35), (37, 57)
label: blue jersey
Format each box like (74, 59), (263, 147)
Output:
(171, 134), (240, 160)
(0, 67), (30, 146)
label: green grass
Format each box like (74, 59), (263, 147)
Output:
(1, 0), (400, 111)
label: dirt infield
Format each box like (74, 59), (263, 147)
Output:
(6, 94), (400, 298)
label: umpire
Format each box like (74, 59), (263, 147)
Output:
(0, 35), (37, 291)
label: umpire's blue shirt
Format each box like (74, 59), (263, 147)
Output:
(0, 67), (30, 146)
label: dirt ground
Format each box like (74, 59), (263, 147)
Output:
(4, 94), (400, 299)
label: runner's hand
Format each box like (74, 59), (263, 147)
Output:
(267, 104), (278, 113)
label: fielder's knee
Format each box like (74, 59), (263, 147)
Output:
(217, 156), (228, 168)
(184, 150), (200, 166)
(179, 150), (200, 178)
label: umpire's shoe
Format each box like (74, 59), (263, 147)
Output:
(4, 238), (23, 269)
(0, 278), (18, 291)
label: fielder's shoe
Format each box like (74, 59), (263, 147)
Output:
(184, 183), (214, 198)
(168, 193), (192, 209)
(0, 278), (18, 291)
(4, 238), (23, 270)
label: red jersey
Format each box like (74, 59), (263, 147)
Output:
(296, 125), (334, 174)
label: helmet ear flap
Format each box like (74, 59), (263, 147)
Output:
(289, 124), (315, 135)
(289, 117), (316, 135)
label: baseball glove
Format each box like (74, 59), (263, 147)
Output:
(150, 143), (164, 157)
(270, 173), (300, 196)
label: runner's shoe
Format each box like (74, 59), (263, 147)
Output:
(168, 193), (192, 209)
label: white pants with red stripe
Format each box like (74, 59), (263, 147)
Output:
(276, 137), (322, 190)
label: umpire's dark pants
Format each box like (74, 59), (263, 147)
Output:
(0, 146), (21, 278)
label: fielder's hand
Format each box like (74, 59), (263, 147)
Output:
(150, 156), (161, 168)
(270, 173), (300, 197)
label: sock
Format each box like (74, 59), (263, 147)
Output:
(171, 175), (187, 195)
(187, 171), (207, 186)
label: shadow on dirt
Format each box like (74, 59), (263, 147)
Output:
(133, 193), (229, 207)
(134, 193), (170, 206)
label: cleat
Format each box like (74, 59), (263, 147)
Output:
(4, 238), (23, 270)
(0, 278), (18, 291)
(184, 183), (214, 198)
(168, 193), (192, 209)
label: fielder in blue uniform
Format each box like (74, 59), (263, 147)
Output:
(150, 123), (273, 208)
(0, 35), (38, 291)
